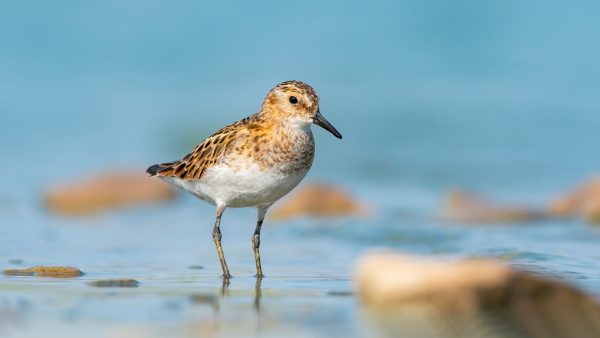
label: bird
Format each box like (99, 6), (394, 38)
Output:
(146, 80), (342, 279)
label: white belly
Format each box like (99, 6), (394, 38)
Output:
(160, 163), (309, 208)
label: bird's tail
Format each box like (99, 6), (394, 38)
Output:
(146, 161), (180, 177)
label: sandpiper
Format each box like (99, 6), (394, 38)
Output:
(147, 80), (342, 278)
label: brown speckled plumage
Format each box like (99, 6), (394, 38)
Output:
(147, 81), (319, 180)
(146, 80), (342, 279)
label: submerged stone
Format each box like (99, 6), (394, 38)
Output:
(190, 294), (219, 311)
(88, 279), (140, 287)
(3, 266), (83, 278)
(2, 269), (33, 276)
(190, 294), (218, 304)
(327, 290), (354, 297)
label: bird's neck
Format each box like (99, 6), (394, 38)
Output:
(258, 108), (311, 134)
(253, 111), (314, 172)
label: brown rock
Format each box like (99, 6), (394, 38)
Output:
(355, 252), (599, 309)
(355, 252), (600, 338)
(356, 252), (511, 310)
(3, 266), (83, 278)
(441, 189), (543, 224)
(269, 183), (368, 221)
(2, 269), (34, 276)
(548, 178), (600, 223)
(44, 170), (176, 215)
(88, 279), (139, 287)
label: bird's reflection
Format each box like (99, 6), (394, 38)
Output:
(220, 277), (230, 297)
(218, 276), (262, 312)
(254, 276), (262, 312)
(211, 276), (265, 337)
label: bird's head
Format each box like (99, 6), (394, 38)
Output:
(261, 80), (342, 139)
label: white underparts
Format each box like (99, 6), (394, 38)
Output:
(161, 162), (309, 208)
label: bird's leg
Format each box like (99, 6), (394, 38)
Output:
(252, 220), (263, 277)
(253, 206), (269, 278)
(212, 205), (231, 279)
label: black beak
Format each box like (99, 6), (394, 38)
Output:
(313, 110), (342, 139)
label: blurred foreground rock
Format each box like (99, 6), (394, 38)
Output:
(441, 189), (543, 224)
(269, 183), (368, 221)
(548, 178), (600, 223)
(355, 252), (600, 338)
(3, 266), (83, 278)
(44, 170), (176, 216)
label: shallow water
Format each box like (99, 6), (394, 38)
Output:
(2, 1), (600, 337)
(2, 197), (600, 337)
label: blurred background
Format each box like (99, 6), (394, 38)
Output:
(1, 1), (600, 337)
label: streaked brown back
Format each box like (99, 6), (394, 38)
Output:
(147, 115), (260, 180)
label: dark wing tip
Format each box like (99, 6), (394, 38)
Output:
(147, 161), (180, 177)
(146, 164), (161, 176)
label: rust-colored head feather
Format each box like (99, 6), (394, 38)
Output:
(260, 80), (320, 122)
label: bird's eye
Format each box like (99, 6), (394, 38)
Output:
(289, 96), (298, 104)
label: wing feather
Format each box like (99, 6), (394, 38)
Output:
(146, 115), (257, 180)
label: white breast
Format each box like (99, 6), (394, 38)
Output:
(160, 161), (309, 208)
